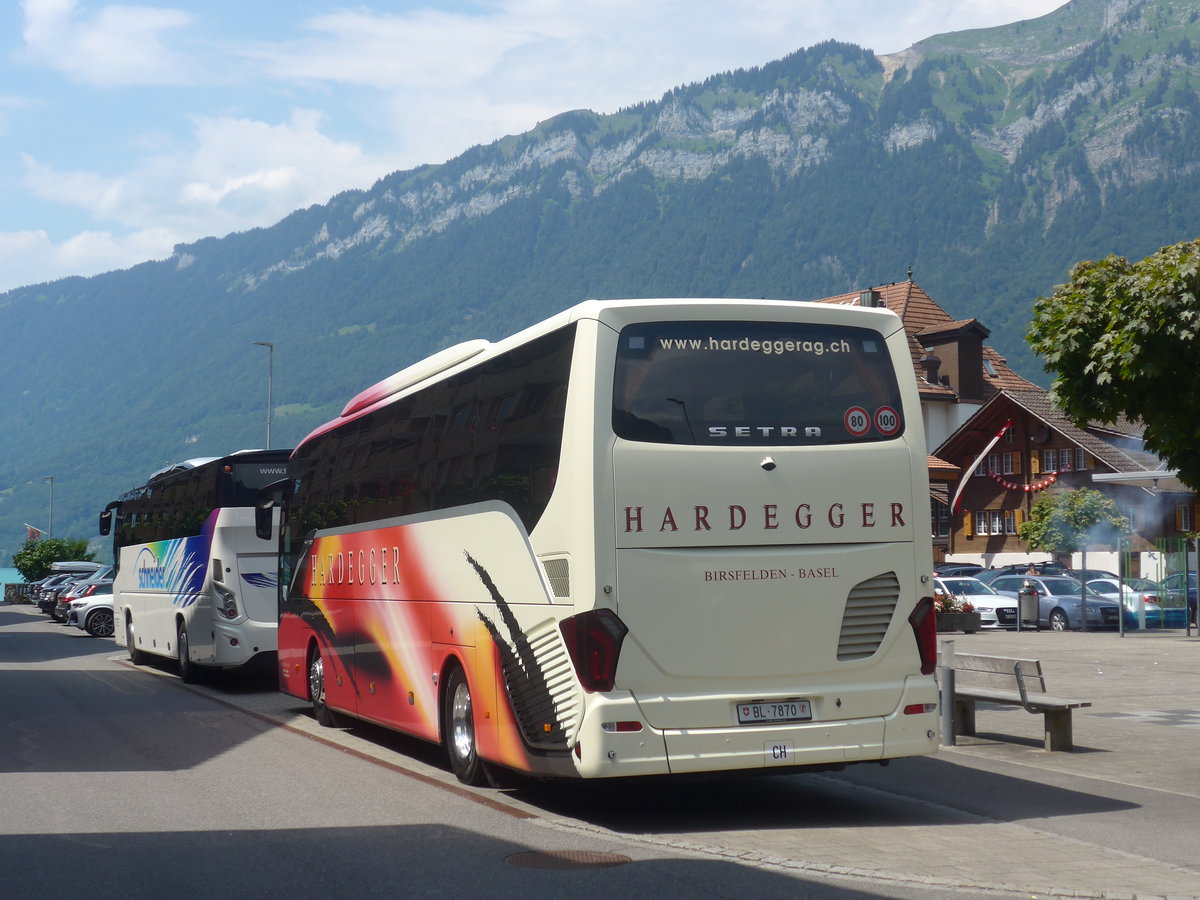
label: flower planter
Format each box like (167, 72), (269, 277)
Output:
(936, 612), (982, 634)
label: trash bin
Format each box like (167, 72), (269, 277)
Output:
(1018, 582), (1039, 629)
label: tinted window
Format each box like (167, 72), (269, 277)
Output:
(612, 320), (903, 445)
(1043, 579), (1084, 596)
(287, 324), (576, 543)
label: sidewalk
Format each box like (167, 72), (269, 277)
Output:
(938, 627), (1200, 795)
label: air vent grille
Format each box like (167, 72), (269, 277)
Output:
(501, 622), (580, 749)
(541, 557), (571, 598)
(837, 571), (901, 661)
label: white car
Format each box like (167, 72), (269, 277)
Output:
(1086, 578), (1164, 628)
(935, 576), (1018, 629)
(66, 591), (115, 638)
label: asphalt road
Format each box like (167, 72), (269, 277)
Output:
(4, 601), (1200, 899)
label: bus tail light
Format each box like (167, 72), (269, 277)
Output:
(560, 608), (628, 692)
(214, 584), (239, 620)
(908, 596), (937, 675)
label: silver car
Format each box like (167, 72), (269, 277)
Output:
(988, 574), (1122, 631)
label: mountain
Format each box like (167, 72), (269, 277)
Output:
(3, 0), (1200, 562)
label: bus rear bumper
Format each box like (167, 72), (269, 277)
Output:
(205, 618), (277, 668)
(572, 679), (939, 778)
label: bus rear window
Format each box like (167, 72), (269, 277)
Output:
(612, 321), (905, 445)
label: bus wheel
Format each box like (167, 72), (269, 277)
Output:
(308, 647), (339, 727)
(126, 619), (148, 665)
(177, 624), (200, 683)
(443, 666), (486, 786)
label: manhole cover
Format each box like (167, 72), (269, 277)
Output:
(505, 850), (632, 870)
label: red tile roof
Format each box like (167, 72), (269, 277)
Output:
(812, 281), (1039, 400)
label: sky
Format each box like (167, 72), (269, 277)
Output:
(0, 0), (1068, 294)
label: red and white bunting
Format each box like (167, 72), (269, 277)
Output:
(989, 472), (1057, 492)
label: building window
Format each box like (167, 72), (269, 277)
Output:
(975, 511), (989, 535)
(1120, 506), (1137, 532)
(1004, 510), (1018, 534)
(1177, 505), (1192, 533)
(1002, 452), (1014, 475)
(1075, 449), (1087, 470)
(931, 498), (949, 538)
(1043, 449), (1058, 472)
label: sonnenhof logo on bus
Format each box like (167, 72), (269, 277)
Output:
(133, 538), (207, 607)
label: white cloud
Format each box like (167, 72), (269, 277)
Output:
(0, 227), (173, 290)
(22, 110), (391, 236)
(20, 0), (195, 86)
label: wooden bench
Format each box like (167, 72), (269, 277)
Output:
(938, 650), (1091, 751)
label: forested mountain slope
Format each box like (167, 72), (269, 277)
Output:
(3, 0), (1198, 559)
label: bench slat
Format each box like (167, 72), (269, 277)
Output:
(955, 687), (1091, 710)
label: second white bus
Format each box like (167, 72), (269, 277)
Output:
(273, 299), (939, 783)
(102, 450), (291, 681)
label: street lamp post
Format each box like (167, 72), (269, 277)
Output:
(251, 341), (274, 449)
(42, 475), (54, 539)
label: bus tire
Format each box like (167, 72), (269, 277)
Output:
(443, 665), (487, 786)
(308, 645), (340, 727)
(177, 623), (201, 683)
(126, 618), (148, 665)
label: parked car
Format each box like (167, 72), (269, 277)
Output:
(1159, 572), (1198, 625)
(1066, 568), (1120, 583)
(1085, 578), (1164, 628)
(54, 566), (114, 622)
(67, 591), (115, 637)
(37, 574), (86, 616)
(975, 562), (1067, 584)
(935, 576), (1018, 628)
(988, 574), (1122, 631)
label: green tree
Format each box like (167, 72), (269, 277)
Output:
(11, 537), (94, 582)
(1019, 488), (1129, 555)
(1028, 238), (1200, 489)
(1019, 488), (1129, 631)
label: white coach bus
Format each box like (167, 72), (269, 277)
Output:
(271, 299), (939, 784)
(101, 450), (291, 681)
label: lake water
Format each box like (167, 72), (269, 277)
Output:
(0, 567), (23, 585)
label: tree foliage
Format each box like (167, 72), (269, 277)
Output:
(1018, 488), (1129, 555)
(11, 537), (94, 582)
(1029, 238), (1200, 490)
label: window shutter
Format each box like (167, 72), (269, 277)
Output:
(964, 511), (974, 537)
(1011, 454), (1022, 474)
(1030, 455), (1040, 475)
(1016, 509), (1025, 527)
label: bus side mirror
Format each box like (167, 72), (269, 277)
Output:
(255, 479), (288, 541)
(99, 502), (121, 536)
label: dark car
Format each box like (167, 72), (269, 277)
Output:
(934, 563), (986, 578)
(988, 574), (1122, 631)
(1160, 572), (1198, 625)
(36, 574), (83, 615)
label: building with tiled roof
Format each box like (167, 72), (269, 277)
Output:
(814, 281), (1039, 451)
(812, 279), (1196, 574)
